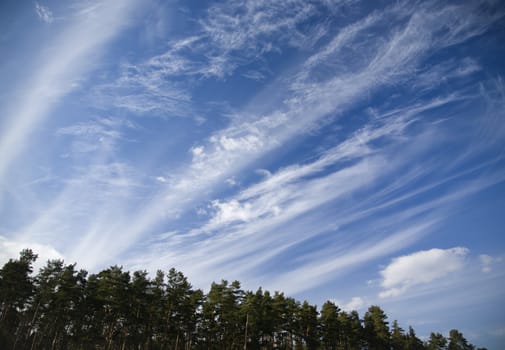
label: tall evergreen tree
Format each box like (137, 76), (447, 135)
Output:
(93, 265), (131, 350)
(28, 260), (86, 350)
(165, 268), (202, 350)
(427, 332), (447, 350)
(390, 320), (406, 350)
(0, 249), (37, 349)
(319, 301), (340, 350)
(127, 270), (152, 349)
(405, 326), (424, 350)
(201, 280), (243, 349)
(271, 291), (291, 349)
(338, 310), (363, 350)
(298, 301), (319, 350)
(448, 329), (475, 350)
(363, 305), (390, 350)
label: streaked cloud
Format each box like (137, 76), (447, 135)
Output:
(0, 0), (139, 186)
(479, 254), (503, 273)
(57, 117), (135, 155)
(35, 2), (54, 24)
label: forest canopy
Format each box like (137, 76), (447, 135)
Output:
(0, 249), (486, 350)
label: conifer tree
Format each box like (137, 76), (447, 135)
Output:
(363, 305), (390, 350)
(0, 249), (37, 349)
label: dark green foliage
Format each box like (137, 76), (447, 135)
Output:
(336, 310), (363, 350)
(201, 279), (243, 349)
(319, 301), (340, 349)
(0, 250), (485, 350)
(391, 320), (406, 350)
(0, 249), (37, 349)
(448, 329), (475, 350)
(298, 301), (320, 350)
(364, 305), (390, 350)
(427, 332), (447, 350)
(405, 326), (424, 350)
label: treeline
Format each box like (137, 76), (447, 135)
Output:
(0, 250), (485, 350)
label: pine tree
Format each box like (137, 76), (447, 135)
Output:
(298, 301), (320, 350)
(427, 332), (447, 350)
(0, 249), (37, 349)
(405, 325), (424, 350)
(390, 320), (406, 350)
(363, 305), (390, 350)
(448, 329), (475, 350)
(320, 300), (340, 350)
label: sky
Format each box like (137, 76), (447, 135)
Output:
(1, 0), (504, 347)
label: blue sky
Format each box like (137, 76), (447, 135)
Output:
(1, 0), (504, 347)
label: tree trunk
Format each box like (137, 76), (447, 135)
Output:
(30, 333), (37, 350)
(0, 303), (9, 324)
(12, 327), (20, 350)
(244, 313), (248, 350)
(51, 331), (58, 350)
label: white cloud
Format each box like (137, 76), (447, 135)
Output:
(210, 134), (264, 153)
(57, 117), (133, 155)
(187, 0), (324, 78)
(379, 247), (469, 298)
(225, 177), (238, 186)
(490, 326), (505, 337)
(109, 0), (336, 87)
(210, 199), (254, 225)
(0, 236), (63, 272)
(91, 0), (331, 116)
(413, 57), (482, 91)
(479, 254), (503, 273)
(191, 146), (205, 158)
(242, 70), (268, 81)
(35, 2), (54, 24)
(91, 62), (193, 117)
(331, 296), (366, 312)
(343, 296), (365, 311)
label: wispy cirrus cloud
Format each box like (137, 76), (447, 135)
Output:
(35, 2), (54, 24)
(91, 63), (193, 118)
(480, 254), (503, 273)
(111, 1), (505, 287)
(0, 2), (144, 265)
(94, 0), (503, 124)
(125, 92), (504, 294)
(57, 117), (136, 155)
(0, 0), (139, 188)
(92, 0), (337, 117)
